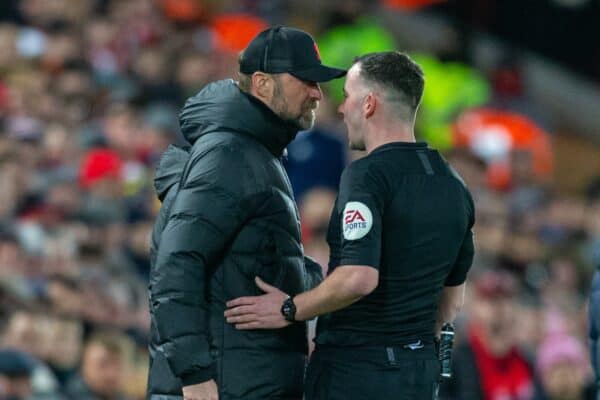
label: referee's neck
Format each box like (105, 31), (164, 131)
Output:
(365, 122), (415, 154)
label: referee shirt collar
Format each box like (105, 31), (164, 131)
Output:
(370, 141), (428, 154)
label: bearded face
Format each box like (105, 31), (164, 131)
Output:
(270, 74), (321, 130)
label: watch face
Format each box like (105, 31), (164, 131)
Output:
(281, 297), (295, 321)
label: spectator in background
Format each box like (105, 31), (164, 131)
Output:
(441, 269), (534, 400)
(65, 331), (131, 400)
(78, 147), (125, 224)
(0, 348), (36, 400)
(589, 263), (600, 396)
(533, 334), (595, 400)
(284, 126), (347, 201)
(298, 187), (338, 272)
(1, 312), (66, 399)
(587, 178), (600, 394)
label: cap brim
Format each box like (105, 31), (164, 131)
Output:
(291, 65), (347, 83)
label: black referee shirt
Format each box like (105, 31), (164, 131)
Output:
(315, 141), (475, 347)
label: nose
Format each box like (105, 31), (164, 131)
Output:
(308, 82), (322, 101)
(337, 101), (344, 115)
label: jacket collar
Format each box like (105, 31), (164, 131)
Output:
(179, 79), (300, 156)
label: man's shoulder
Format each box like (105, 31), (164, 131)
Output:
(341, 155), (388, 184)
(181, 132), (282, 196)
(178, 135), (249, 191)
(337, 157), (389, 202)
(192, 130), (273, 162)
(342, 156), (377, 177)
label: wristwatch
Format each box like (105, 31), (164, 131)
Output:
(280, 296), (297, 322)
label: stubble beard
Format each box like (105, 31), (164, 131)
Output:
(346, 119), (365, 151)
(296, 104), (317, 130)
(272, 81), (317, 130)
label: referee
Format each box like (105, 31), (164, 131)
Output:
(225, 51), (475, 400)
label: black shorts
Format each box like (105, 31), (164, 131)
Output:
(305, 344), (440, 400)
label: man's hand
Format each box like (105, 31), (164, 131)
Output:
(182, 379), (218, 400)
(224, 277), (291, 329)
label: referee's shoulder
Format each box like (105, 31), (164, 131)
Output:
(341, 155), (377, 179)
(436, 152), (469, 190)
(340, 156), (389, 195)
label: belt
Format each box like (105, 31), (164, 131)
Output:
(314, 342), (437, 363)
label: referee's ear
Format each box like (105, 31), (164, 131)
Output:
(364, 92), (376, 119)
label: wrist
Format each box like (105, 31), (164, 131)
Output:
(280, 295), (297, 322)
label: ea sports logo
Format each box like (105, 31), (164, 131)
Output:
(342, 201), (373, 240)
(345, 209), (365, 224)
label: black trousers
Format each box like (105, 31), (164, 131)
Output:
(305, 345), (440, 400)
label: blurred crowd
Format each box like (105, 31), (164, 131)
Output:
(0, 0), (598, 399)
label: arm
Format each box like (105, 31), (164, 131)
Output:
(151, 151), (248, 388)
(435, 193), (474, 336)
(294, 265), (377, 321)
(435, 284), (465, 337)
(226, 162), (384, 329)
(224, 265), (378, 329)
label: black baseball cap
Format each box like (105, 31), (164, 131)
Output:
(239, 26), (346, 83)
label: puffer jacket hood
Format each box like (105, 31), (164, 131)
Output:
(179, 79), (299, 156)
(153, 144), (190, 202)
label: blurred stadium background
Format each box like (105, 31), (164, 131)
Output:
(0, 0), (599, 399)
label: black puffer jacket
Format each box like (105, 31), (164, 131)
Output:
(147, 80), (323, 400)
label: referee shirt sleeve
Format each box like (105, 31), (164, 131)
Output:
(445, 188), (475, 286)
(336, 162), (386, 269)
(444, 229), (474, 286)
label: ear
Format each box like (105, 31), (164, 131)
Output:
(364, 92), (376, 119)
(251, 72), (274, 101)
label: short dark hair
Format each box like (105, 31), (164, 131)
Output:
(353, 51), (424, 114)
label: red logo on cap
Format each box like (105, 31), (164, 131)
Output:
(345, 209), (365, 224)
(313, 42), (321, 61)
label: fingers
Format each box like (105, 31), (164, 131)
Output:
(226, 296), (256, 308)
(225, 312), (258, 324)
(224, 305), (256, 318)
(226, 279), (285, 308)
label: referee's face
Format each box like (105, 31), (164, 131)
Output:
(339, 65), (367, 150)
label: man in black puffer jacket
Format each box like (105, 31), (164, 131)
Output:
(147, 26), (345, 400)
